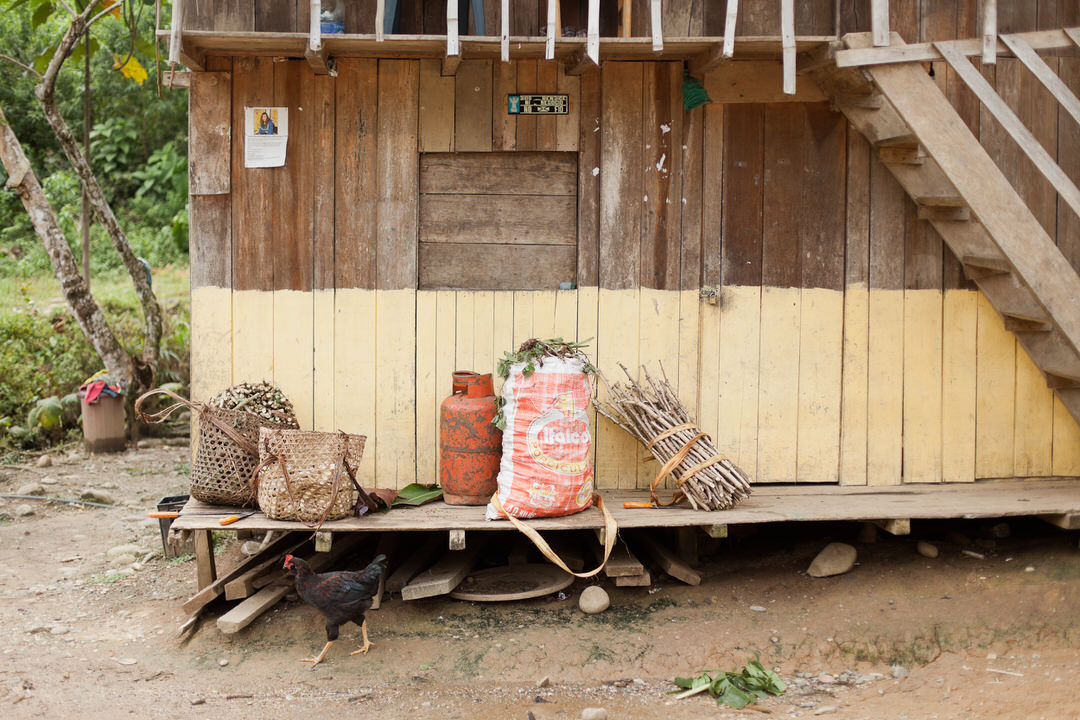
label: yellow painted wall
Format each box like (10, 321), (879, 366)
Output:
(192, 285), (1077, 489)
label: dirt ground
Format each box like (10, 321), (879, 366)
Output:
(0, 444), (1078, 720)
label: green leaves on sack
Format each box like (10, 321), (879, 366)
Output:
(492, 338), (595, 430)
(670, 654), (786, 709)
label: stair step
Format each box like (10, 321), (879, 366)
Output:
(919, 205), (970, 221)
(916, 193), (965, 207)
(879, 145), (925, 165)
(832, 92), (883, 109)
(961, 253), (1011, 274)
(876, 133), (920, 149)
(1016, 330), (1080, 382)
(1004, 317), (1053, 333)
(1045, 372), (1080, 390)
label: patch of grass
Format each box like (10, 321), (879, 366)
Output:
(456, 650), (485, 678)
(585, 643), (615, 664)
(165, 552), (195, 567)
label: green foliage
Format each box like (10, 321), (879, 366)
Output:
(492, 338), (595, 430)
(670, 655), (786, 709)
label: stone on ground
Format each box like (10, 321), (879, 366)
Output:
(579, 586), (609, 614)
(808, 542), (857, 578)
(917, 541), (939, 558)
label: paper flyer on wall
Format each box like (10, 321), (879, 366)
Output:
(244, 107), (288, 168)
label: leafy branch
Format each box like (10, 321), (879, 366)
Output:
(670, 655), (786, 709)
(491, 337), (595, 430)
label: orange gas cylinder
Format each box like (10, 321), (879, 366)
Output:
(439, 371), (503, 505)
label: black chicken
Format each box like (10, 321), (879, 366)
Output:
(283, 553), (387, 668)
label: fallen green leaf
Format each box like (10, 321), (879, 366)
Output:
(391, 483), (443, 506)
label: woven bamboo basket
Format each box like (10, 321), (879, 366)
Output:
(136, 388), (298, 507)
(253, 428), (367, 526)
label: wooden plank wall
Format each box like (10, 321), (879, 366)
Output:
(188, 0), (1080, 488)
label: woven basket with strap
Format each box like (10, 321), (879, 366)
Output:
(252, 428), (367, 527)
(135, 388), (298, 507)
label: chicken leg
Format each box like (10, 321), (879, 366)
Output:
(349, 620), (373, 656)
(301, 640), (334, 668)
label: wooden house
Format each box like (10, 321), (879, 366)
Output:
(172, 0), (1080, 548)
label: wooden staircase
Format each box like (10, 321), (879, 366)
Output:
(814, 31), (1080, 425)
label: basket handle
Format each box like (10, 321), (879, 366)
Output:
(135, 387), (198, 424)
(491, 492), (617, 579)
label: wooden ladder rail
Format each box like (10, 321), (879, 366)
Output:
(813, 32), (1080, 424)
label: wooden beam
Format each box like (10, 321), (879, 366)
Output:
(723, 0), (738, 57)
(598, 541), (645, 578)
(688, 44), (727, 76)
(879, 145), (925, 164)
(619, 0), (630, 38)
(401, 540), (487, 600)
(1066, 27), (1080, 50)
(1000, 33), (1080, 127)
(1039, 513), (1080, 530)
(449, 528), (466, 550)
(834, 92), (883, 110)
(961, 253), (1011, 274)
(703, 524), (727, 538)
(308, 0), (322, 56)
(915, 193), (964, 207)
(637, 535), (701, 585)
(982, 0), (997, 65)
(168, 0), (184, 66)
(442, 52), (462, 76)
(305, 45), (333, 75)
(650, 0), (662, 52)
(164, 70), (191, 89)
(586, 0), (599, 65)
(615, 570), (651, 586)
(564, 47), (597, 75)
(218, 584), (291, 634)
(1045, 373), (1080, 390)
(871, 518), (911, 536)
(315, 530), (333, 552)
(385, 534), (442, 593)
(936, 40), (1080, 224)
(871, 0), (890, 47)
(836, 29), (1076, 68)
(546, 0), (557, 60)
(918, 205), (970, 222)
(447, 0), (460, 58)
(194, 529), (216, 590)
(1003, 317), (1052, 333)
(182, 532), (304, 615)
(781, 0), (795, 95)
(224, 535), (310, 600)
(376, 0), (385, 42)
(501, 0), (509, 62)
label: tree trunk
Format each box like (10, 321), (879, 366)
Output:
(0, 104), (134, 384)
(33, 10), (163, 389)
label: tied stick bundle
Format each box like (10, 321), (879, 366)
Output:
(593, 364), (752, 511)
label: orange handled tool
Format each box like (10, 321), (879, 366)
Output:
(622, 501), (655, 509)
(148, 511), (180, 519)
(219, 511), (256, 525)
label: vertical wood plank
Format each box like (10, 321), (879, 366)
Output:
(715, 286), (761, 480)
(190, 287), (233, 402)
(537, 60), (559, 150)
(473, 291), (496, 375)
(636, 287), (680, 488)
(492, 291), (516, 393)
(312, 74), (336, 431)
(189, 71), (232, 196)
(493, 60), (518, 151)
(555, 63), (580, 152)
(902, 289), (943, 483)
(531, 290), (556, 339)
(456, 292), (476, 369)
(376, 60), (419, 290)
(596, 289), (640, 489)
(416, 290), (439, 483)
(375, 289), (417, 488)
(576, 286), (600, 474)
(676, 288), (700, 420)
(335, 58), (378, 290)
(1014, 346), (1054, 477)
(516, 60), (538, 150)
(552, 288), (578, 340)
(599, 62), (644, 290)
(1052, 396), (1080, 476)
(434, 291), (457, 477)
(697, 300), (721, 458)
(680, 99), (704, 292)
(975, 293), (1016, 478)
(700, 73), (724, 288)
(641, 62), (682, 291)
(577, 68), (602, 287)
(419, 59), (455, 152)
(840, 125), (870, 485)
(512, 290), (533, 348)
(941, 288), (977, 482)
(231, 56), (275, 293)
(335, 289), (377, 484)
(866, 155), (906, 486)
(721, 104), (763, 288)
(455, 60), (494, 152)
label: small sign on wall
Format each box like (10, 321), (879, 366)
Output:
(244, 106), (289, 168)
(507, 94), (570, 115)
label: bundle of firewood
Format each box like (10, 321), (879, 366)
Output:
(593, 364), (752, 511)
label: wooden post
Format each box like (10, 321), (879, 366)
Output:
(546, 0), (556, 60)
(501, 0), (509, 62)
(315, 530), (333, 552)
(308, 0), (321, 54)
(376, 0), (385, 41)
(722, 0), (738, 57)
(168, 0), (183, 65)
(619, 0), (630, 38)
(871, 0), (889, 47)
(586, 0), (599, 65)
(194, 529), (216, 591)
(447, 0), (460, 59)
(650, 0), (662, 52)
(981, 0), (996, 65)
(449, 528), (466, 550)
(781, 0), (795, 95)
